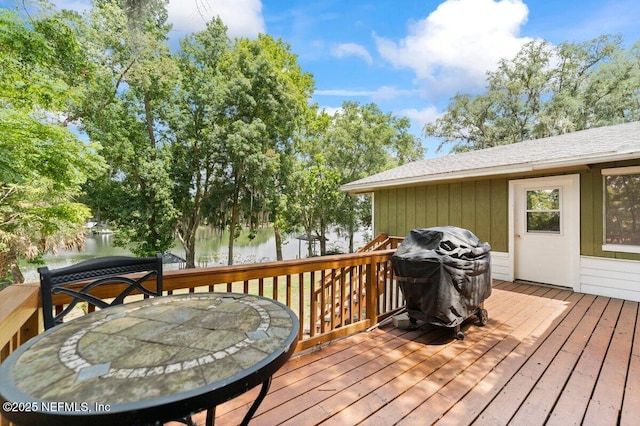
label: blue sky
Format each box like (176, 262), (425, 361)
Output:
(5, 0), (640, 156)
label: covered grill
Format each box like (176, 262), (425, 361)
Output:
(392, 226), (492, 340)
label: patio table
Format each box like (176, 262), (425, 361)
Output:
(0, 292), (299, 426)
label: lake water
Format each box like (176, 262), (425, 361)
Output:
(21, 227), (370, 283)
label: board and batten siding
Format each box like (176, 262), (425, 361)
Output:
(371, 162), (640, 300)
(580, 161), (640, 260)
(579, 161), (640, 301)
(374, 178), (509, 252)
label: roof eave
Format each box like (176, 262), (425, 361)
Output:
(341, 149), (640, 195)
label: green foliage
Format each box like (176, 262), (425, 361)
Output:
(211, 33), (314, 264)
(427, 35), (640, 152)
(0, 8), (103, 282)
(1, 1), (424, 274)
(292, 101), (424, 254)
(80, 0), (179, 257)
(325, 102), (423, 251)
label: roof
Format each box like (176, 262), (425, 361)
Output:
(341, 121), (640, 194)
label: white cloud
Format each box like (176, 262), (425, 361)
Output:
(167, 0), (265, 39)
(375, 0), (533, 89)
(371, 86), (419, 101)
(320, 106), (343, 116)
(331, 43), (373, 65)
(398, 106), (442, 128)
(316, 89), (376, 97)
(316, 86), (418, 101)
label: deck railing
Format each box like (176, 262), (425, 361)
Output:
(0, 237), (404, 366)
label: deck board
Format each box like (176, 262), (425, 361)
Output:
(177, 281), (639, 425)
(583, 299), (636, 425)
(621, 301), (640, 426)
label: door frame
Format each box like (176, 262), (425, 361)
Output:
(508, 174), (581, 291)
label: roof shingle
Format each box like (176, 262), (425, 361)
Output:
(342, 121), (640, 193)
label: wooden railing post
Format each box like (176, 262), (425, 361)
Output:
(365, 256), (378, 325)
(19, 310), (39, 346)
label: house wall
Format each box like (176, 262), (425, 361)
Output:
(373, 162), (640, 260)
(373, 160), (640, 300)
(580, 160), (640, 260)
(374, 178), (509, 251)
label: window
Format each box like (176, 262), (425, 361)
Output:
(603, 166), (640, 251)
(526, 188), (561, 233)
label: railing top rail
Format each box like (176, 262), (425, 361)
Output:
(0, 283), (40, 351)
(162, 249), (396, 288)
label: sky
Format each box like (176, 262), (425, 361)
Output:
(5, 0), (640, 156)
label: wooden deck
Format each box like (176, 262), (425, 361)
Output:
(185, 280), (640, 425)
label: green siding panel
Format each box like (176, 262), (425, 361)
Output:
(449, 183), (462, 227)
(373, 178), (509, 251)
(415, 186), (427, 227)
(461, 181), (476, 232)
(426, 186), (438, 226)
(580, 169), (597, 256)
(437, 184), (449, 225)
(405, 186), (416, 232)
(388, 189), (398, 234)
(490, 179), (508, 251)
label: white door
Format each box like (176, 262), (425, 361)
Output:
(511, 175), (580, 289)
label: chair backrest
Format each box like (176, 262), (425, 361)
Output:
(38, 254), (163, 330)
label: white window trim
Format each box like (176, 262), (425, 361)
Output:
(601, 166), (640, 253)
(602, 244), (640, 254)
(525, 188), (562, 235)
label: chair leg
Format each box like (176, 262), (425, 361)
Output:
(240, 377), (272, 426)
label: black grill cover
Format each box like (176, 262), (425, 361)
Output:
(392, 226), (491, 328)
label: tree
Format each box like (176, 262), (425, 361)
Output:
(215, 35), (313, 264)
(0, 8), (102, 284)
(292, 155), (342, 257)
(325, 102), (424, 252)
(164, 17), (231, 268)
(80, 0), (179, 257)
(426, 35), (640, 153)
(291, 102), (423, 255)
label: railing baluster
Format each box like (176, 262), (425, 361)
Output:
(310, 271), (316, 337)
(320, 269), (326, 334)
(330, 268), (336, 330)
(298, 273), (304, 341)
(272, 276), (278, 302)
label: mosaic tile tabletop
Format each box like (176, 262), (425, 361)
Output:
(8, 293), (297, 406)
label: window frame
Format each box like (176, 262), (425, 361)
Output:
(525, 187), (562, 235)
(602, 166), (640, 254)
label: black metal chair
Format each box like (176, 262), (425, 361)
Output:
(38, 254), (163, 330)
